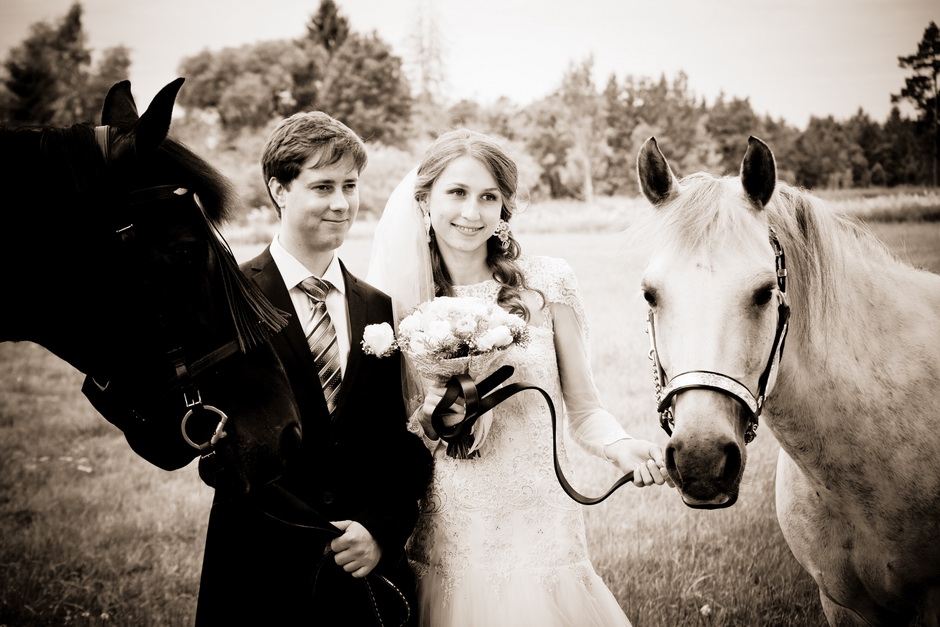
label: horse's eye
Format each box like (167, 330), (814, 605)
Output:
(753, 287), (774, 307)
(170, 241), (203, 266)
(643, 289), (658, 307)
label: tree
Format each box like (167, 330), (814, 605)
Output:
(305, 0), (350, 57)
(517, 98), (571, 199)
(893, 21), (940, 186)
(792, 116), (865, 189)
(316, 32), (413, 146)
(705, 94), (761, 175)
(881, 107), (923, 185)
(845, 108), (884, 187)
(177, 40), (309, 130)
(2, 3), (89, 124)
(85, 45), (132, 112)
(405, 0), (446, 105)
(601, 73), (639, 194)
(0, 3), (131, 125)
(292, 0), (350, 110)
(175, 0), (412, 142)
(554, 56), (608, 202)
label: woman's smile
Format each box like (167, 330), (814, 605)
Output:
(451, 223), (485, 235)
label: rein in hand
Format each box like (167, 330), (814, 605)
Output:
(432, 365), (635, 505)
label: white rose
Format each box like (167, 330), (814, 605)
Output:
(408, 332), (430, 357)
(398, 312), (421, 335)
(362, 323), (395, 357)
(486, 325), (514, 348)
(455, 315), (477, 335)
(475, 325), (513, 352)
(425, 320), (452, 345)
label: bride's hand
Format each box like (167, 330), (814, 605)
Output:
(605, 439), (675, 488)
(420, 380), (466, 439)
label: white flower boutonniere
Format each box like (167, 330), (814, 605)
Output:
(361, 322), (398, 358)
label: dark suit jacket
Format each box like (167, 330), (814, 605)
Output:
(195, 247), (431, 626)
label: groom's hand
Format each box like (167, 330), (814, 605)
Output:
(330, 520), (381, 578)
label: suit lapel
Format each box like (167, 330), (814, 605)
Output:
(246, 247), (329, 420)
(334, 262), (365, 416)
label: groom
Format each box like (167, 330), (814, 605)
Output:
(195, 112), (431, 625)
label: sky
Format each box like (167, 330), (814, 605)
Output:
(1, 0), (937, 129)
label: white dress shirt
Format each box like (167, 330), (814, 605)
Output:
(269, 235), (351, 375)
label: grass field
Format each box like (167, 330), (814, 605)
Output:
(1, 218), (937, 626)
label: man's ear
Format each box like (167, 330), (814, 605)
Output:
(268, 177), (287, 210)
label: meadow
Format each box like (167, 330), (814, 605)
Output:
(1, 198), (938, 625)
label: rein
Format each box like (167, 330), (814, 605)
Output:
(89, 125), (242, 452)
(647, 227), (790, 443)
(251, 483), (412, 627)
(432, 366), (636, 505)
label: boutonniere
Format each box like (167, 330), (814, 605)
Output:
(361, 322), (398, 358)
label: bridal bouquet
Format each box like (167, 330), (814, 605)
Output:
(362, 296), (529, 457)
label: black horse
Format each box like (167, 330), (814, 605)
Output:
(0, 78), (301, 494)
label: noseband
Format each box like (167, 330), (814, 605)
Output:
(647, 227), (790, 444)
(89, 125), (241, 452)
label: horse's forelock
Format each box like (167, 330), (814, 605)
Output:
(159, 138), (239, 225)
(628, 173), (766, 259)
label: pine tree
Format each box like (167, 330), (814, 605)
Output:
(893, 21), (940, 186)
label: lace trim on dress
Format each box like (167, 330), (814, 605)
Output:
(518, 255), (589, 342)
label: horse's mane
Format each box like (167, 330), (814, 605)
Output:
(627, 172), (904, 343)
(2, 123), (237, 226)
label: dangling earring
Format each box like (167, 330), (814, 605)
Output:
(423, 212), (432, 243)
(494, 219), (511, 250)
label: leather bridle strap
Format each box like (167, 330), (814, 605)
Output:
(647, 227), (790, 444)
(433, 366), (636, 505)
(91, 125), (236, 451)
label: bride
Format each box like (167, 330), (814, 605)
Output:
(368, 129), (673, 627)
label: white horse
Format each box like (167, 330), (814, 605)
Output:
(632, 136), (940, 626)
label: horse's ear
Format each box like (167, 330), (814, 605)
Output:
(134, 78), (185, 154)
(101, 80), (139, 127)
(741, 136), (776, 208)
(637, 137), (678, 206)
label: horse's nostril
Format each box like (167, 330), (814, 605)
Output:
(664, 445), (682, 486)
(722, 442), (742, 484)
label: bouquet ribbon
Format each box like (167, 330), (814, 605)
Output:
(431, 365), (636, 505)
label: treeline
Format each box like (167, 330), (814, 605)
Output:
(2, 2), (938, 212)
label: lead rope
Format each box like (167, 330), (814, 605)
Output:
(252, 484), (411, 627)
(433, 365), (635, 505)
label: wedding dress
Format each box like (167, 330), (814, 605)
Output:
(407, 255), (632, 627)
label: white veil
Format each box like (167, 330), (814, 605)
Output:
(367, 167), (434, 413)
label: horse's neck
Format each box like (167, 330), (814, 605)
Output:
(769, 250), (940, 484)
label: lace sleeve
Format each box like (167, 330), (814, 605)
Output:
(521, 256), (631, 458)
(518, 255), (589, 342)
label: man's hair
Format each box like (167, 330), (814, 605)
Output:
(261, 111), (368, 213)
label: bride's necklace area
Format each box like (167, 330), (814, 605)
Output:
(448, 263), (493, 287)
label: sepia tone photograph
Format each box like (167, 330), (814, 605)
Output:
(1, 0), (938, 625)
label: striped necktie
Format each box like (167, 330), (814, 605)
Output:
(299, 276), (342, 418)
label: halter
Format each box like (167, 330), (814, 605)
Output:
(91, 125), (241, 452)
(647, 227), (790, 444)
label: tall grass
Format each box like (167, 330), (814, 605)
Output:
(1, 220), (937, 626)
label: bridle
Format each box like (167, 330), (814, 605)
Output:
(89, 124), (243, 453)
(646, 227), (790, 444)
